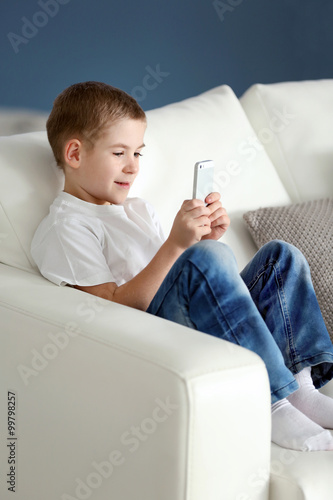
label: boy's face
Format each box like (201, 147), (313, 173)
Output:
(65, 118), (146, 205)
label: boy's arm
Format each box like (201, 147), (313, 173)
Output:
(75, 237), (185, 310)
(75, 194), (230, 311)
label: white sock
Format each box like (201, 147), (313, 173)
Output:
(271, 398), (333, 451)
(287, 367), (333, 429)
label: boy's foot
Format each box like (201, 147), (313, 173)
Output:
(287, 366), (333, 429)
(271, 398), (333, 451)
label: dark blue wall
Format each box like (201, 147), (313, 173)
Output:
(1, 0), (332, 112)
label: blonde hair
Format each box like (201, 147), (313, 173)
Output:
(46, 81), (146, 169)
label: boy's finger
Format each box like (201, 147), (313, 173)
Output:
(205, 192), (220, 204)
(211, 213), (230, 228)
(207, 201), (223, 216)
(189, 205), (211, 219)
(183, 199), (205, 210)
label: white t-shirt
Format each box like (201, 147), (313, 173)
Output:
(31, 192), (166, 287)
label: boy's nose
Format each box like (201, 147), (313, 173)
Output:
(124, 158), (139, 174)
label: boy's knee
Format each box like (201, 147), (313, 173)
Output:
(261, 239), (308, 268)
(184, 240), (237, 272)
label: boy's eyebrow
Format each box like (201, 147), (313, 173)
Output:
(110, 143), (145, 149)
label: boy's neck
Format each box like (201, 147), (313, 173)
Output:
(63, 181), (112, 206)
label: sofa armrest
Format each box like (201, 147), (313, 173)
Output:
(1, 264), (271, 500)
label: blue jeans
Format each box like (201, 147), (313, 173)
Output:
(147, 240), (333, 403)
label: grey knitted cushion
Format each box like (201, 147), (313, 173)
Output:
(243, 198), (333, 341)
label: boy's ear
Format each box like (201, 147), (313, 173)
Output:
(64, 139), (82, 169)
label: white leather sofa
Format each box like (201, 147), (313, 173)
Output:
(1, 80), (332, 500)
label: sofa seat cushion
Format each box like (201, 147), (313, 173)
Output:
(269, 437), (333, 500)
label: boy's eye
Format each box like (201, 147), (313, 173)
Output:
(113, 152), (142, 158)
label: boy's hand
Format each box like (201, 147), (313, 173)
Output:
(201, 192), (230, 241)
(168, 199), (212, 250)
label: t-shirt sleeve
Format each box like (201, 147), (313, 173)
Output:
(31, 217), (115, 286)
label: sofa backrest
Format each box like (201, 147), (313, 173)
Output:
(0, 84), (291, 276)
(240, 79), (333, 203)
(0, 131), (64, 273)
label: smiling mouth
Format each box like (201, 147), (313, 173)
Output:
(115, 181), (130, 189)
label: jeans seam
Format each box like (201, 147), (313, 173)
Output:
(245, 259), (276, 291)
(274, 260), (299, 367)
(246, 259), (299, 368)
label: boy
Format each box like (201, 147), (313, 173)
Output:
(32, 81), (333, 452)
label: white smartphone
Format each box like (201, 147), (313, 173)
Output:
(192, 160), (215, 202)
